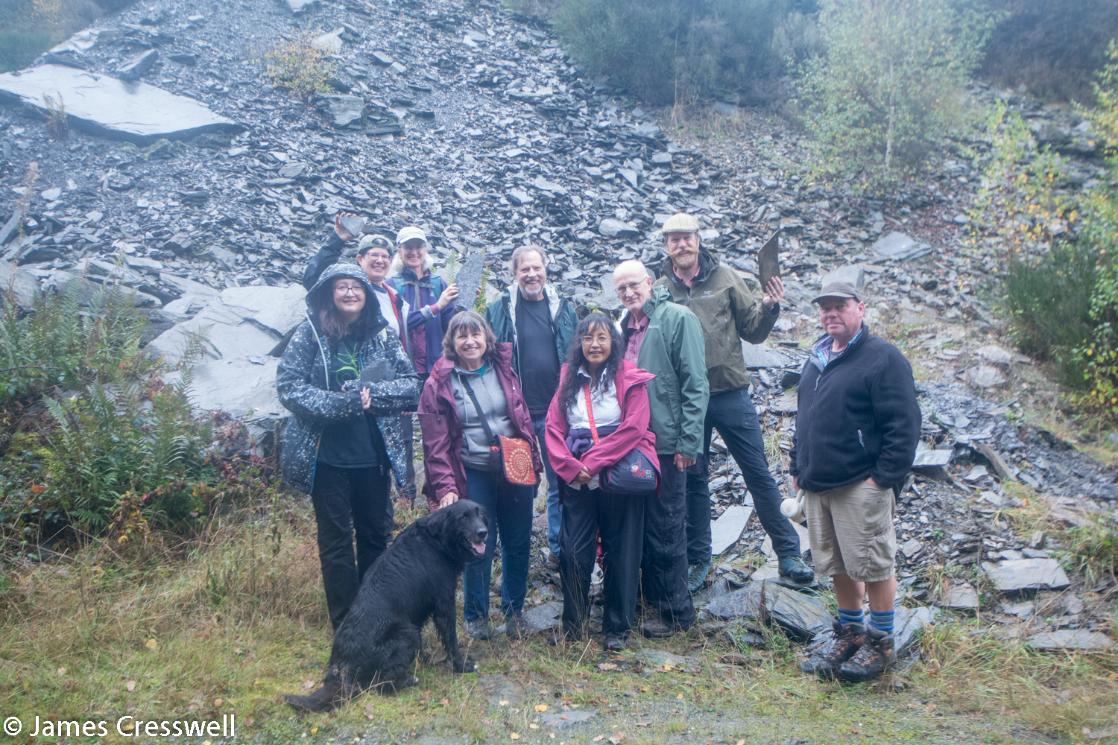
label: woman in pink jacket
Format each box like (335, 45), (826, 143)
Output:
(546, 313), (658, 651)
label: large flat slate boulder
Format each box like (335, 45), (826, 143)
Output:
(982, 558), (1070, 595)
(148, 284), (306, 365)
(186, 357), (285, 419)
(0, 65), (243, 143)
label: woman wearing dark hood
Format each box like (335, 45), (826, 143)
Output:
(278, 264), (419, 631)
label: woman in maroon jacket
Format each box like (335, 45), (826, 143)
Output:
(546, 313), (658, 651)
(418, 310), (542, 641)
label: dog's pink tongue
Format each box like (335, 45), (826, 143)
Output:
(472, 541), (486, 556)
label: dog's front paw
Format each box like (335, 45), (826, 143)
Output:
(453, 656), (476, 673)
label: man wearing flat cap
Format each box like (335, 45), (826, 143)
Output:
(792, 281), (920, 683)
(656, 212), (813, 591)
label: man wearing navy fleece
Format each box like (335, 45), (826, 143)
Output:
(791, 280), (920, 683)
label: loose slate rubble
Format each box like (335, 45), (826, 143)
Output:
(0, 65), (243, 143)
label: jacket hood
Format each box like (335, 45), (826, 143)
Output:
(643, 283), (673, 313)
(305, 263), (386, 333)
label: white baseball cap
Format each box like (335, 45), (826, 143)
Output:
(396, 225), (428, 246)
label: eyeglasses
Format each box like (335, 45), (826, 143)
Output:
(580, 335), (611, 345)
(334, 284), (364, 296)
(615, 281), (646, 295)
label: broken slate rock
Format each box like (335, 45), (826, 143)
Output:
(312, 28), (344, 54)
(706, 581), (830, 642)
(741, 341), (798, 369)
(941, 582), (980, 611)
(893, 606), (936, 657)
(912, 446), (953, 469)
(872, 231), (932, 261)
(283, 0), (318, 13)
(1027, 630), (1113, 652)
(539, 709), (597, 729)
(965, 364), (1006, 389)
(982, 558), (1070, 595)
(520, 600), (561, 634)
(710, 504), (753, 556)
(0, 65), (243, 143)
(147, 284), (306, 364)
(178, 357), (284, 419)
(598, 218), (639, 239)
(319, 95), (364, 128)
(117, 49), (158, 81)
(976, 344), (1014, 367)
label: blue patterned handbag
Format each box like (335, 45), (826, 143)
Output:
(583, 384), (658, 495)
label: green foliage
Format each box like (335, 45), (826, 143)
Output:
(264, 37), (334, 102)
(1003, 240), (1097, 384)
(0, 279), (153, 402)
(1077, 42), (1118, 418)
(553, 0), (802, 106)
(1058, 515), (1118, 585)
(972, 103), (1093, 386)
(979, 0), (1118, 102)
(0, 280), (274, 556)
(33, 380), (212, 537)
(796, 0), (993, 189)
(978, 47), (1118, 421)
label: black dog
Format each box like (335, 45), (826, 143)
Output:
(285, 500), (488, 712)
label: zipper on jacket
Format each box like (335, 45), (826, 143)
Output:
(857, 428), (865, 450)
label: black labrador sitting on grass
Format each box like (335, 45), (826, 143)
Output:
(285, 500), (488, 712)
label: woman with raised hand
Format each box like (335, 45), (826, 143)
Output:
(277, 264), (419, 631)
(417, 310), (541, 641)
(545, 313), (658, 651)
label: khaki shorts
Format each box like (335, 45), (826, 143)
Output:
(804, 479), (896, 583)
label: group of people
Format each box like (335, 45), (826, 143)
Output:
(277, 211), (920, 683)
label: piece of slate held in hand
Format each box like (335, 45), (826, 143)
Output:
(359, 359), (396, 387)
(757, 230), (780, 289)
(338, 215), (366, 238)
(455, 252), (486, 309)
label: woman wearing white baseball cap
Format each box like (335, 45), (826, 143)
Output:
(388, 226), (460, 380)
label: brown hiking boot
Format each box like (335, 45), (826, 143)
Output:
(838, 626), (896, 683)
(799, 622), (866, 680)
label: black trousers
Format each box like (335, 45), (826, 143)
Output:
(685, 387), (801, 563)
(640, 455), (695, 629)
(559, 483), (645, 638)
(311, 463), (390, 631)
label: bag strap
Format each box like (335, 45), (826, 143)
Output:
(460, 374), (498, 450)
(582, 383), (599, 445)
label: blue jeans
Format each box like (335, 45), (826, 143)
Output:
(533, 415), (562, 558)
(463, 466), (535, 622)
(685, 387), (800, 563)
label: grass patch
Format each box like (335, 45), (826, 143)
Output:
(1000, 481), (1118, 590)
(918, 620), (1118, 741)
(3, 501), (1114, 743)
